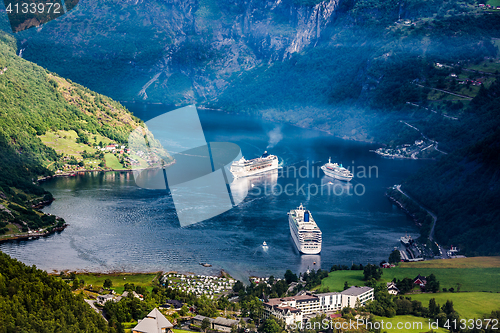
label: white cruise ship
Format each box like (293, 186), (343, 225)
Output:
(288, 204), (322, 254)
(321, 158), (353, 181)
(230, 151), (279, 178)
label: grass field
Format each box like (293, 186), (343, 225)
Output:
(319, 257), (500, 293)
(173, 329), (194, 333)
(39, 130), (94, 158)
(104, 153), (126, 170)
(398, 257), (500, 269)
(69, 272), (159, 294)
(371, 315), (448, 333)
(409, 292), (500, 319)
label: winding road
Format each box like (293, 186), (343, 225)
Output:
(395, 185), (448, 258)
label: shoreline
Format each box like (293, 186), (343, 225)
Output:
(37, 163), (176, 183)
(0, 224), (69, 244)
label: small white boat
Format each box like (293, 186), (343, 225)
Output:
(262, 241), (268, 247)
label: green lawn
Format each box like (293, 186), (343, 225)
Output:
(319, 265), (500, 293)
(382, 267), (500, 293)
(39, 130), (94, 158)
(486, 0), (500, 8)
(371, 315), (448, 333)
(66, 272), (159, 293)
(317, 270), (366, 292)
(104, 153), (126, 170)
(467, 60), (500, 74)
(409, 292), (500, 319)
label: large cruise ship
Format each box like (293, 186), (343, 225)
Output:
(321, 158), (353, 181)
(288, 204), (322, 255)
(230, 151), (279, 178)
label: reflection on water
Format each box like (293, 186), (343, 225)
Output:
(0, 107), (431, 279)
(299, 255), (321, 273)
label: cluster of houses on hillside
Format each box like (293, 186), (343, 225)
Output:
(97, 144), (130, 154)
(263, 286), (374, 325)
(96, 290), (143, 305)
(479, 3), (500, 9)
(160, 273), (236, 298)
(110, 271), (448, 333)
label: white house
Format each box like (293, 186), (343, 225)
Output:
(386, 282), (400, 295)
(340, 286), (374, 308)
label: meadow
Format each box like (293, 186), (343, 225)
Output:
(319, 257), (500, 293)
(66, 272), (160, 294)
(409, 292), (500, 319)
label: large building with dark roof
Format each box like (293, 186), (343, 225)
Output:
(263, 286), (374, 326)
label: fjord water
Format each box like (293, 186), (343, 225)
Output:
(1, 106), (429, 280)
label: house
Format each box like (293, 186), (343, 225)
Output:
(97, 294), (116, 305)
(262, 287), (374, 325)
(263, 300), (303, 326)
(116, 290), (143, 302)
(212, 317), (239, 332)
(164, 299), (183, 309)
(192, 315), (214, 327)
(132, 308), (173, 333)
(340, 286), (374, 308)
(386, 282), (400, 295)
(413, 274), (427, 286)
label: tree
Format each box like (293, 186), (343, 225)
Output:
(425, 274), (439, 293)
(233, 281), (245, 294)
(284, 270), (298, 284)
(103, 278), (113, 289)
(201, 318), (211, 333)
(343, 281), (349, 290)
(363, 264), (382, 281)
(388, 250), (401, 264)
(441, 300), (454, 316)
(179, 304), (189, 316)
(429, 298), (440, 318)
(261, 319), (281, 333)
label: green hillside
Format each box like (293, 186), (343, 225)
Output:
(0, 252), (110, 332)
(0, 31), (165, 240)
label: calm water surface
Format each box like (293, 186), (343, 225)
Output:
(0, 106), (430, 281)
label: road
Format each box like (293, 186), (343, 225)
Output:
(395, 185), (449, 258)
(84, 299), (108, 322)
(414, 83), (473, 100)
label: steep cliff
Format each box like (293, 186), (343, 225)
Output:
(15, 0), (339, 105)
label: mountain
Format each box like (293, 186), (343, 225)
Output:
(0, 30), (153, 239)
(4, 0), (500, 254)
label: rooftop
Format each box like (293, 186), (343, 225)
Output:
(340, 286), (373, 296)
(132, 308), (173, 333)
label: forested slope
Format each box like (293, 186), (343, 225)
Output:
(403, 81), (500, 256)
(0, 30), (145, 238)
(0, 252), (110, 332)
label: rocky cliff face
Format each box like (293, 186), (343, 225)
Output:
(16, 0), (340, 105)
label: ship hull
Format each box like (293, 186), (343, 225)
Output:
(288, 216), (322, 255)
(321, 166), (353, 181)
(231, 159), (279, 178)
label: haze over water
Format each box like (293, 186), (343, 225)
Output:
(0, 106), (429, 281)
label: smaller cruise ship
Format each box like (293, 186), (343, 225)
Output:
(288, 204), (322, 255)
(230, 151), (279, 178)
(321, 158), (353, 181)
